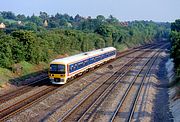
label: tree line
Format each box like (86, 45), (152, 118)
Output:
(170, 19), (180, 75)
(0, 11), (170, 69)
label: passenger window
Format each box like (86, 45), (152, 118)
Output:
(74, 64), (77, 69)
(70, 66), (73, 71)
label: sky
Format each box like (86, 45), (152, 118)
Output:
(0, 0), (180, 22)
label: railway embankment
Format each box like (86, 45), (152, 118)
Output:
(0, 54), (69, 95)
(152, 51), (173, 121)
(0, 62), (48, 95)
(156, 52), (180, 122)
(167, 58), (180, 122)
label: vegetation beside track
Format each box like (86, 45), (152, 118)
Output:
(0, 11), (170, 87)
(170, 19), (180, 97)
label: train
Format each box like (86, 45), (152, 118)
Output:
(48, 47), (117, 84)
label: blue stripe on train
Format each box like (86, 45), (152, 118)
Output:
(69, 51), (116, 73)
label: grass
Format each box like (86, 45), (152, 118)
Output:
(4, 19), (17, 24)
(0, 67), (14, 87)
(116, 43), (128, 51)
(19, 61), (34, 76)
(16, 61), (48, 80)
(0, 61), (48, 87)
(68, 50), (81, 56)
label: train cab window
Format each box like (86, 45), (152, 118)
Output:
(50, 64), (65, 74)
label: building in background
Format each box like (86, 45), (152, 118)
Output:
(0, 23), (6, 29)
(43, 20), (48, 27)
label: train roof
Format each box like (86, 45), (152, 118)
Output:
(50, 47), (116, 65)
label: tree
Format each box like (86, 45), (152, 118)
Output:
(95, 24), (112, 37)
(96, 15), (106, 22)
(170, 31), (180, 68)
(24, 22), (38, 31)
(94, 37), (105, 49)
(0, 34), (14, 68)
(16, 14), (26, 21)
(74, 14), (84, 22)
(39, 11), (49, 20)
(11, 40), (26, 63)
(12, 30), (40, 63)
(0, 16), (4, 22)
(48, 20), (59, 28)
(30, 14), (43, 26)
(106, 15), (119, 24)
(171, 19), (180, 32)
(0, 11), (16, 20)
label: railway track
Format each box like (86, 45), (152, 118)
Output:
(0, 85), (59, 120)
(0, 42), (159, 105)
(0, 77), (49, 104)
(57, 46), (159, 122)
(0, 43), (151, 104)
(0, 43), (164, 121)
(82, 45), (167, 122)
(127, 51), (161, 122)
(109, 48), (164, 122)
(55, 43), (168, 121)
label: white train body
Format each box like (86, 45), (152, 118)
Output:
(48, 47), (117, 84)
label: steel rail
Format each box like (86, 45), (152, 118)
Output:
(0, 43), (152, 104)
(0, 43), (161, 121)
(0, 77), (48, 104)
(126, 48), (163, 122)
(0, 85), (59, 121)
(0, 45), (151, 121)
(59, 48), (153, 122)
(0, 42), (159, 105)
(77, 49), (159, 122)
(110, 44), (167, 122)
(76, 44), (167, 122)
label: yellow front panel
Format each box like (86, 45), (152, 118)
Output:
(49, 74), (65, 79)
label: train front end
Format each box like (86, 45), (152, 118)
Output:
(48, 63), (67, 84)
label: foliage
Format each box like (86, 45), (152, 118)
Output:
(18, 61), (34, 75)
(170, 19), (180, 96)
(0, 67), (14, 87)
(0, 33), (14, 68)
(171, 19), (180, 32)
(170, 20), (180, 75)
(0, 11), (170, 70)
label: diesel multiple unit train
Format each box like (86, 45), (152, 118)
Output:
(48, 47), (117, 84)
